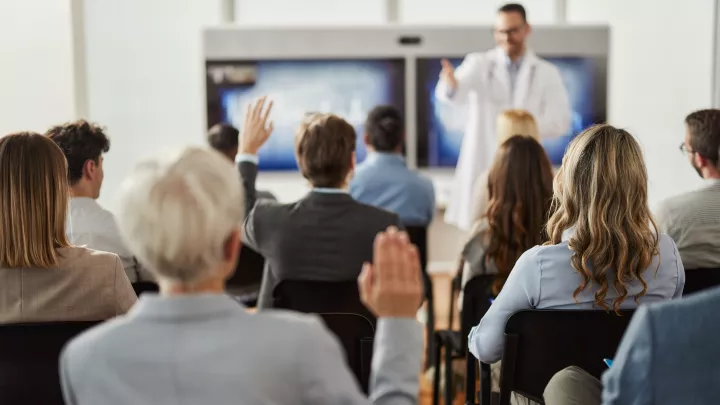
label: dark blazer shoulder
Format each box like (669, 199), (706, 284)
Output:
(352, 200), (401, 226)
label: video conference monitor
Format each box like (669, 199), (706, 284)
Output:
(206, 59), (405, 171)
(416, 56), (607, 167)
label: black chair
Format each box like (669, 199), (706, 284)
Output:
(406, 225), (434, 369)
(0, 321), (100, 405)
(432, 273), (495, 405)
(131, 281), (159, 296)
(471, 309), (635, 405)
(683, 268), (720, 295)
(272, 280), (376, 393)
(225, 245), (266, 306)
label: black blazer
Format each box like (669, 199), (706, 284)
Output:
(238, 162), (401, 308)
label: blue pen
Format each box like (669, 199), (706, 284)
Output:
(603, 358), (613, 367)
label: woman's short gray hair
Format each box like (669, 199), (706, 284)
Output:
(117, 147), (243, 284)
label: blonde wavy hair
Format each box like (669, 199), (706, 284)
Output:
(546, 124), (659, 313)
(496, 110), (539, 143)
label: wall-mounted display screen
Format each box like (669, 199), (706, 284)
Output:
(206, 59), (405, 170)
(415, 56), (606, 166)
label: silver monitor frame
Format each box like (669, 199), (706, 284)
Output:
(203, 25), (610, 170)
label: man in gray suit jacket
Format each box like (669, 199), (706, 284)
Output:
(59, 114), (424, 404)
(544, 286), (720, 404)
(237, 100), (402, 308)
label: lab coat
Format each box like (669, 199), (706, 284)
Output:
(436, 47), (571, 231)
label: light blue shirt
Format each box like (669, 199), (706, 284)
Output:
(602, 287), (720, 404)
(350, 152), (435, 226)
(505, 54), (524, 96)
(468, 230), (685, 363)
(60, 294), (423, 405)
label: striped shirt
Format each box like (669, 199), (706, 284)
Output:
(655, 179), (720, 269)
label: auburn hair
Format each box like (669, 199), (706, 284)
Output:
(482, 135), (553, 295)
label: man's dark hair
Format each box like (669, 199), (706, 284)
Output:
(498, 3), (527, 22)
(686, 109), (720, 165)
(207, 123), (240, 153)
(46, 120), (110, 186)
(295, 113), (356, 188)
(365, 105), (404, 152)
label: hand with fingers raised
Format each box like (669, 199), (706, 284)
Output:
(358, 226), (424, 319)
(240, 96), (274, 155)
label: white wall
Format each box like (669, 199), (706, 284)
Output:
(0, 0), (78, 135)
(399, 0), (558, 24)
(235, 0), (387, 24)
(83, 0), (225, 211)
(567, 0), (715, 206)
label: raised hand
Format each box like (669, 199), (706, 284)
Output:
(358, 227), (423, 318)
(440, 58), (457, 90)
(240, 96), (274, 155)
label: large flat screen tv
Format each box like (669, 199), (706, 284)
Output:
(206, 59), (405, 171)
(416, 56), (607, 166)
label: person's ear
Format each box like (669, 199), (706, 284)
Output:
(84, 159), (96, 181)
(696, 153), (710, 169)
(364, 134), (371, 146)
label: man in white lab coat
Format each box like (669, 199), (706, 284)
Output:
(436, 3), (571, 231)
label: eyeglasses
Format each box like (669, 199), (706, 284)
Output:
(679, 142), (693, 155)
(494, 24), (527, 36)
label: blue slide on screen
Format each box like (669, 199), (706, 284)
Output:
(416, 57), (604, 166)
(216, 60), (405, 171)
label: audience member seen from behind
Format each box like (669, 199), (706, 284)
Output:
(59, 146), (424, 405)
(471, 110), (541, 222)
(238, 97), (403, 308)
(469, 124), (685, 365)
(544, 286), (720, 405)
(655, 109), (720, 269)
(0, 133), (136, 323)
(350, 105), (435, 227)
(47, 121), (151, 282)
(206, 122), (277, 209)
(459, 135), (553, 304)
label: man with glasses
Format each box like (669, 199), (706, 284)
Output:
(436, 3), (571, 231)
(655, 109), (720, 269)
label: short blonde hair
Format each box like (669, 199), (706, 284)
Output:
(496, 110), (539, 143)
(0, 132), (70, 268)
(117, 147), (243, 285)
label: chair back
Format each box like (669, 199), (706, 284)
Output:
(131, 281), (159, 296)
(684, 268), (720, 295)
(405, 226), (428, 275)
(498, 310), (634, 404)
(226, 245), (265, 290)
(272, 280), (376, 393)
(0, 321), (100, 405)
(459, 274), (496, 405)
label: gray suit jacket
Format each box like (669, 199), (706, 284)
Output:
(602, 287), (720, 404)
(60, 294), (422, 405)
(238, 162), (402, 308)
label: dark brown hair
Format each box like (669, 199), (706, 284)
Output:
(295, 113), (356, 188)
(46, 120), (110, 186)
(483, 135), (553, 295)
(0, 132), (70, 268)
(207, 123), (240, 154)
(686, 109), (720, 166)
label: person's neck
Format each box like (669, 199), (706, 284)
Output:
(703, 170), (720, 180)
(313, 184), (349, 191)
(159, 276), (226, 296)
(69, 184), (96, 199)
(507, 47), (526, 63)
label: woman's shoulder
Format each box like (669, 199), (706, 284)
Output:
(57, 246), (120, 269)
